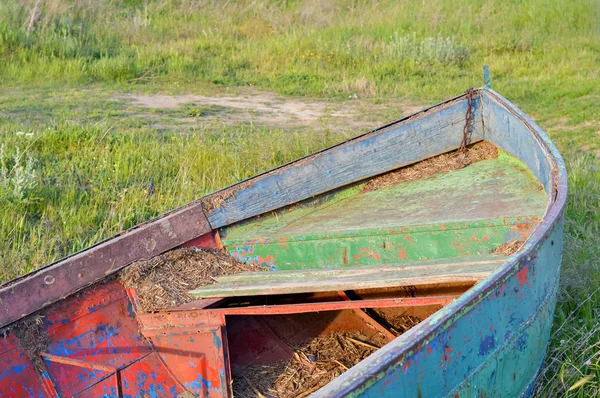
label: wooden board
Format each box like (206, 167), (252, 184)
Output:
(219, 153), (545, 270)
(187, 296), (457, 316)
(482, 91), (555, 195)
(189, 256), (505, 298)
(203, 95), (484, 228)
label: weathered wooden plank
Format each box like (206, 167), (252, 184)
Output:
(0, 203), (211, 328)
(219, 151), (546, 270)
(204, 94), (484, 228)
(221, 154), (546, 241)
(217, 256), (505, 283)
(224, 217), (538, 270)
(189, 256), (505, 298)
(482, 91), (554, 196)
(192, 296), (457, 316)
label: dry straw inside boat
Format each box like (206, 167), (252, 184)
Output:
(13, 316), (51, 374)
(119, 247), (262, 311)
(234, 313), (422, 397)
(492, 240), (523, 256)
(233, 331), (382, 398)
(362, 141), (498, 192)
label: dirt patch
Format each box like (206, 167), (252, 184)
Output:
(125, 91), (354, 129)
(549, 118), (598, 132)
(492, 241), (523, 256)
(127, 95), (195, 109)
(361, 140), (498, 193)
(233, 332), (382, 398)
(119, 247), (262, 311)
(122, 89), (424, 132)
(128, 93), (326, 119)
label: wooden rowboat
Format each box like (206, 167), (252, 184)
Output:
(0, 85), (566, 397)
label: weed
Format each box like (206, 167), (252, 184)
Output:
(0, 116), (347, 281)
(0, 143), (38, 201)
(386, 33), (469, 66)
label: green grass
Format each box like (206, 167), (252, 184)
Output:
(534, 154), (600, 396)
(0, 110), (344, 279)
(0, 0), (599, 395)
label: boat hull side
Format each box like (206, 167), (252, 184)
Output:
(314, 217), (563, 398)
(482, 93), (555, 196)
(447, 222), (562, 397)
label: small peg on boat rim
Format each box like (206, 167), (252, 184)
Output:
(483, 65), (491, 89)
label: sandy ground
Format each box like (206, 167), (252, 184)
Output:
(122, 90), (424, 132)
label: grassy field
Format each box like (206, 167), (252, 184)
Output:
(0, 0), (599, 395)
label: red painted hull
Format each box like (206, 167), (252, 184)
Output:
(0, 234), (448, 397)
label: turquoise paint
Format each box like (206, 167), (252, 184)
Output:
(317, 224), (562, 397)
(483, 65), (491, 89)
(212, 330), (222, 351)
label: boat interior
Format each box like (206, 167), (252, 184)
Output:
(0, 134), (550, 396)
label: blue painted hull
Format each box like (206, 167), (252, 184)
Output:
(318, 221), (562, 397)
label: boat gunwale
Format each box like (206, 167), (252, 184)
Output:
(314, 88), (568, 397)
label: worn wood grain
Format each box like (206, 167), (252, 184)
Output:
(204, 95), (484, 228)
(221, 155), (547, 241)
(482, 92), (553, 195)
(189, 296), (457, 316)
(190, 256), (505, 298)
(0, 203), (211, 327)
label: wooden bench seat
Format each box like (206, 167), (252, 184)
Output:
(189, 255), (506, 299)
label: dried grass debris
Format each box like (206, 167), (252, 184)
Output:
(362, 141), (498, 193)
(233, 332), (381, 398)
(14, 315), (51, 374)
(380, 313), (421, 337)
(202, 180), (254, 212)
(492, 241), (524, 256)
(119, 247), (262, 311)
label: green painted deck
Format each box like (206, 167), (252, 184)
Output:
(219, 151), (547, 271)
